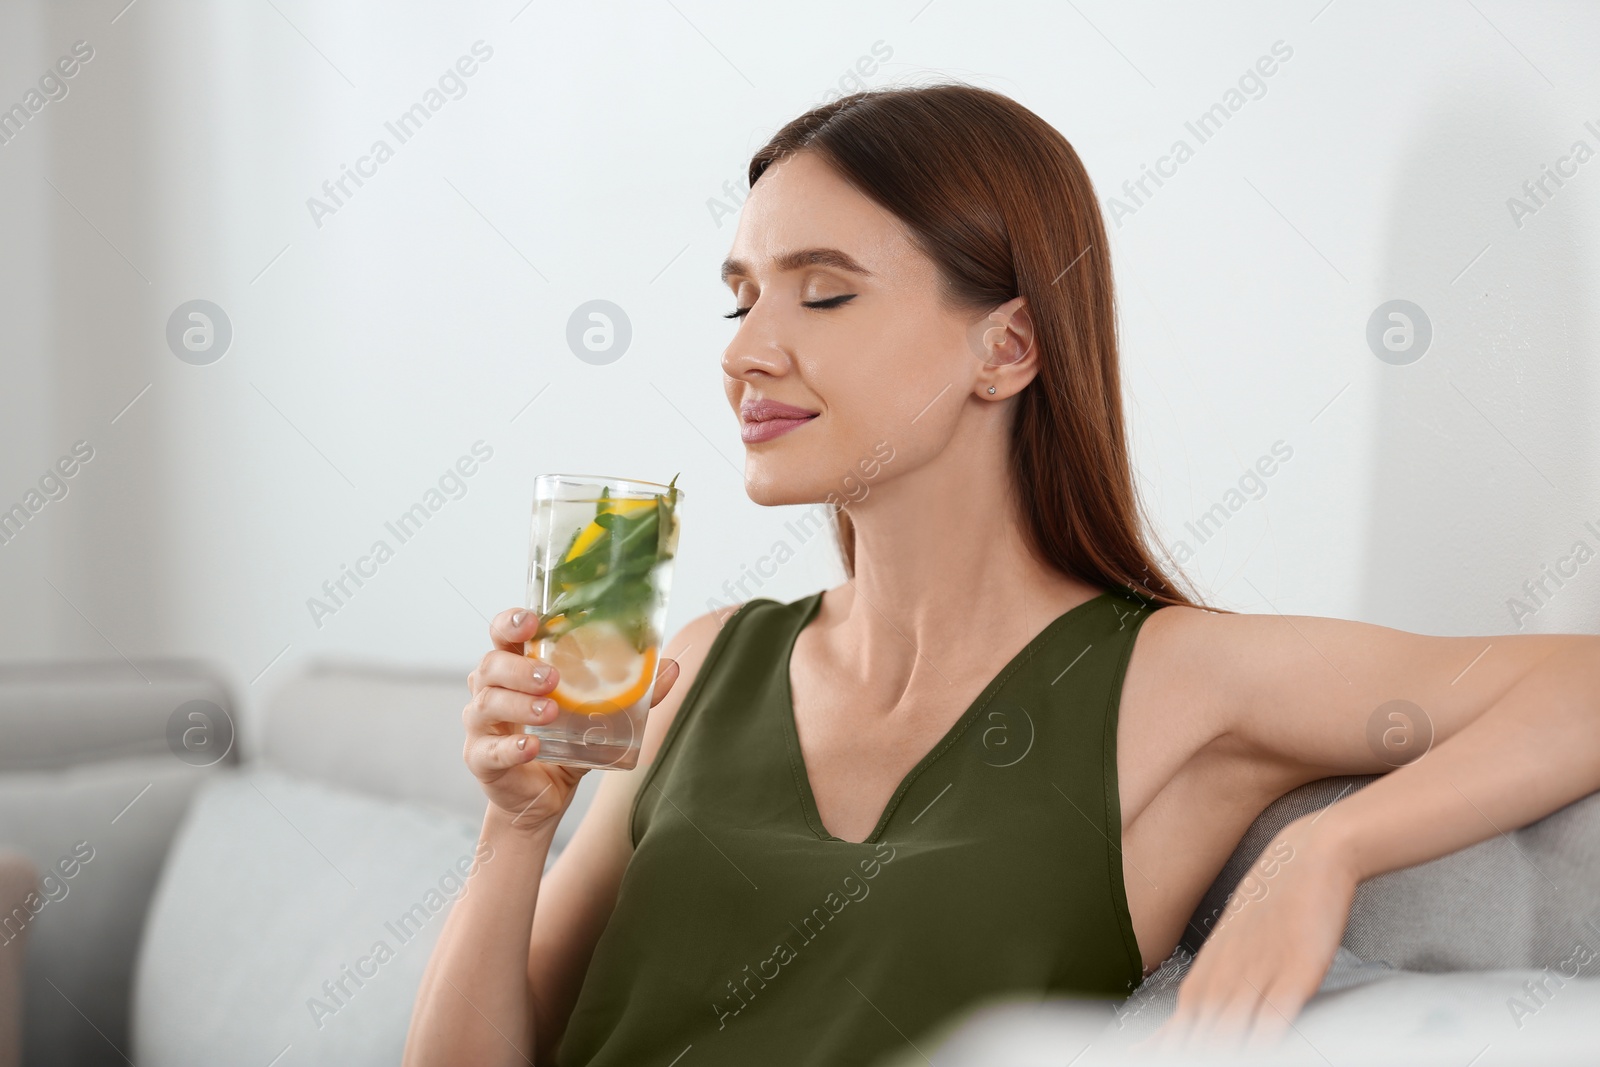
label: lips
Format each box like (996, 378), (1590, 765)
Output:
(739, 398), (819, 444)
(741, 415), (815, 443)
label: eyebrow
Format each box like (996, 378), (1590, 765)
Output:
(720, 247), (874, 285)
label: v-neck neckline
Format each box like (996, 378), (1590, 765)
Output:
(777, 586), (1118, 845)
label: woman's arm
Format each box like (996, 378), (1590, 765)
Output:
(402, 605), (732, 1065)
(1150, 606), (1600, 1050)
(404, 806), (561, 1066)
(402, 604), (603, 1066)
(1322, 635), (1600, 882)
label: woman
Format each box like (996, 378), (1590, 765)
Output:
(404, 84), (1600, 1065)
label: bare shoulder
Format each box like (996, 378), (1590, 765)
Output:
(1118, 603), (1237, 749)
(1115, 602), (1302, 828)
(635, 604), (746, 768)
(1114, 602), (1321, 972)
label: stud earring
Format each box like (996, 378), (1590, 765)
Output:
(986, 386), (997, 395)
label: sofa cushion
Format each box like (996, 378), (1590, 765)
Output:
(257, 659), (602, 852)
(132, 767), (490, 1067)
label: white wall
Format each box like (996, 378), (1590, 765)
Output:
(3, 0), (1597, 740)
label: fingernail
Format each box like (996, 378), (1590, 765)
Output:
(531, 665), (549, 684)
(516, 736), (527, 751)
(511, 610), (527, 628)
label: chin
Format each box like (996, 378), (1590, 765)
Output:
(740, 454), (833, 508)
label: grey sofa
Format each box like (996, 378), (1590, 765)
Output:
(0, 657), (598, 1067)
(2, 656), (1597, 1066)
(0, 661), (239, 1067)
(890, 771), (1600, 1066)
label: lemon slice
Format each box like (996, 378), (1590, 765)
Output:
(533, 618), (657, 716)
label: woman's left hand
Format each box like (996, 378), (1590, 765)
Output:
(1141, 815), (1360, 1055)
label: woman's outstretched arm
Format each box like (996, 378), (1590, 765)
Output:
(1148, 608), (1600, 1051)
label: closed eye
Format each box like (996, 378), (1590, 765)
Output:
(723, 294), (856, 320)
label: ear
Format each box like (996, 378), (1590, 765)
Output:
(970, 296), (1038, 398)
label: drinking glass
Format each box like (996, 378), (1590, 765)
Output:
(521, 473), (683, 771)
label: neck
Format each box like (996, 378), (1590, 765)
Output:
(826, 415), (1102, 695)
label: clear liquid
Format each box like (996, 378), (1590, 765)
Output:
(523, 485), (679, 772)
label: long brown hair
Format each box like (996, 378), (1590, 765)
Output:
(747, 82), (1210, 611)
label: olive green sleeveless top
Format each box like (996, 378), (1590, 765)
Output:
(554, 584), (1162, 1067)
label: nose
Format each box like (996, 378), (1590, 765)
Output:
(720, 314), (791, 383)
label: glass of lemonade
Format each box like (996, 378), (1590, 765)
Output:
(521, 473), (683, 771)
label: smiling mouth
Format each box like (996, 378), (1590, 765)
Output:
(740, 413), (818, 444)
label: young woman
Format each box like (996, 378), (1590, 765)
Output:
(404, 84), (1600, 1066)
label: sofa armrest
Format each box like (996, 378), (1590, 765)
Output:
(0, 658), (237, 1067)
(1182, 774), (1600, 972)
(1181, 774), (1380, 954)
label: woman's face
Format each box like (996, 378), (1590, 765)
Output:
(720, 151), (1029, 508)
